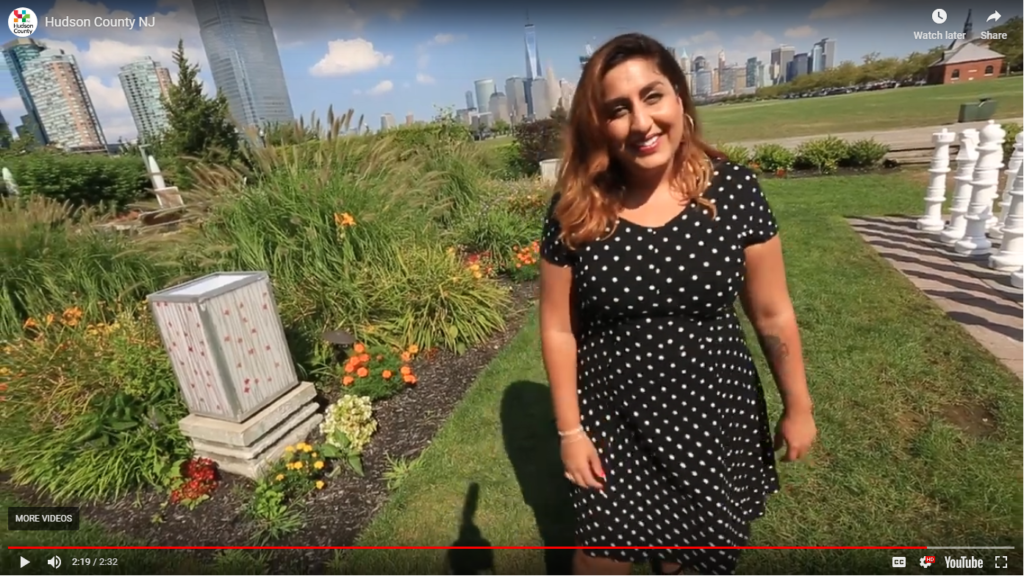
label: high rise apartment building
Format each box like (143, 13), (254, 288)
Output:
(21, 48), (106, 151)
(2, 38), (48, 144)
(192, 0), (294, 129)
(504, 76), (527, 123)
(119, 57), (173, 143)
(474, 79), (496, 116)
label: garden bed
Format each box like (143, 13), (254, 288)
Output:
(3, 280), (538, 573)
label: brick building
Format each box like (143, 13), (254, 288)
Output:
(927, 10), (1005, 85)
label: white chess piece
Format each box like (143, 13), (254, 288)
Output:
(1011, 267), (1023, 289)
(918, 129), (955, 231)
(990, 132), (1023, 240)
(990, 165), (1024, 270)
(955, 121), (1005, 257)
(982, 124), (1007, 231)
(939, 129), (980, 245)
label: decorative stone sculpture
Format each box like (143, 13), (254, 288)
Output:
(955, 121), (1005, 257)
(991, 132), (1024, 240)
(939, 129), (979, 245)
(917, 128), (955, 231)
(148, 272), (322, 478)
(990, 165), (1024, 271)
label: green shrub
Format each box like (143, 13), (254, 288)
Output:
(513, 118), (566, 176)
(479, 141), (532, 180)
(842, 139), (889, 168)
(0, 304), (190, 501)
(379, 122), (473, 150)
(751, 143), (796, 172)
(1, 152), (150, 209)
(718, 144), (751, 165)
(1003, 122), (1021, 164)
(0, 195), (174, 339)
(795, 136), (849, 174)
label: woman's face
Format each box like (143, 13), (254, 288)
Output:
(601, 57), (685, 176)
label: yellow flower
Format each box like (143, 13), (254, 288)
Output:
(275, 473), (285, 481)
(311, 452), (318, 458)
(315, 480), (325, 490)
(293, 461), (304, 470)
(314, 460), (325, 470)
(301, 443), (313, 453)
(284, 445), (295, 452)
(0, 367), (9, 376)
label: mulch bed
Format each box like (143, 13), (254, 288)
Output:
(5, 280), (539, 573)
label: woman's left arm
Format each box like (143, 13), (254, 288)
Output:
(740, 235), (816, 459)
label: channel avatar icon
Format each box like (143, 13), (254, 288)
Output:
(9, 8), (37, 37)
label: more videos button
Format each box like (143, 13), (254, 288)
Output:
(7, 506), (80, 531)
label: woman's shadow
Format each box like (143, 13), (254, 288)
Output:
(500, 380), (577, 575)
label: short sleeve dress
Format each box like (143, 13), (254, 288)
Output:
(540, 161), (781, 575)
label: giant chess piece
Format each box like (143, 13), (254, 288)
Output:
(990, 132), (1024, 240)
(955, 121), (1006, 257)
(990, 165), (1024, 271)
(939, 129), (980, 245)
(1011, 267), (1023, 289)
(917, 128), (955, 231)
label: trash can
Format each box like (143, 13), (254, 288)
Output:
(958, 98), (998, 123)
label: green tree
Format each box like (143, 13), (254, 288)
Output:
(161, 39), (239, 189)
(988, 16), (1023, 73)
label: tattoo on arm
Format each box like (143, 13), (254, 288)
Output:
(760, 334), (790, 361)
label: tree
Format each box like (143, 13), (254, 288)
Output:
(161, 39), (239, 188)
(989, 16), (1023, 73)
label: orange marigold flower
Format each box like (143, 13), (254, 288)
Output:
(353, 343), (366, 354)
(400, 351), (412, 362)
(403, 374), (418, 385)
(407, 344), (419, 354)
(357, 367), (369, 378)
(358, 353), (370, 363)
(400, 365), (412, 375)
(382, 370), (393, 379)
(342, 375), (355, 386)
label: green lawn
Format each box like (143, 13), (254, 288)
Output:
(699, 77), (1022, 143)
(4, 173), (1022, 575)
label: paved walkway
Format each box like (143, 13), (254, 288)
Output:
(849, 216), (1022, 380)
(735, 117), (1024, 150)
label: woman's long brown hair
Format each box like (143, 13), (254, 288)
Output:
(554, 33), (724, 250)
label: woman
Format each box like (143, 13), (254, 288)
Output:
(539, 33), (817, 575)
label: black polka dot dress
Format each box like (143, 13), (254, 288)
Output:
(540, 162), (781, 575)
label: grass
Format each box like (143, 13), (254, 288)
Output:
(698, 77), (1023, 143)
(4, 171), (1022, 575)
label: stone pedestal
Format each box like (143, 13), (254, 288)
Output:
(180, 381), (322, 479)
(991, 132), (1024, 240)
(1011, 268), (1024, 289)
(940, 129), (980, 245)
(917, 129), (955, 231)
(955, 122), (1005, 257)
(990, 166), (1024, 271)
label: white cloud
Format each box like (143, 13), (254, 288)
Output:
(808, 1), (881, 20)
(366, 80), (394, 95)
(676, 31), (722, 47)
(414, 32), (462, 70)
(415, 73), (436, 85)
(784, 26), (818, 39)
(309, 38), (393, 77)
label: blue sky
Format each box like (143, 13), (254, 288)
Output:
(2, 0), (1020, 141)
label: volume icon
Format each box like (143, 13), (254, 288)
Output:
(47, 556), (62, 569)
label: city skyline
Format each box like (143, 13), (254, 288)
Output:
(0, 0), (1021, 142)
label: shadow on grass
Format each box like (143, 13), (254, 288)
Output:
(500, 380), (576, 575)
(447, 482), (496, 575)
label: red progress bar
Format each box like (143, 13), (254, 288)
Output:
(8, 546), (929, 550)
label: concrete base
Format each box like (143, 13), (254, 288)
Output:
(1012, 269), (1024, 289)
(179, 381), (322, 479)
(954, 236), (993, 258)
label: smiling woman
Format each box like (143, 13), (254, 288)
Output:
(538, 32), (816, 576)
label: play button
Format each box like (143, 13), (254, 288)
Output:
(20, 557), (30, 568)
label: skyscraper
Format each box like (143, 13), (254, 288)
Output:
(380, 113), (396, 131)
(770, 45), (795, 84)
(192, 0), (294, 129)
(504, 76), (527, 123)
(465, 90), (475, 110)
(523, 20), (542, 80)
(813, 38), (836, 71)
(119, 57), (173, 143)
(2, 38), (47, 144)
(488, 92), (509, 124)
(474, 79), (496, 115)
(544, 64), (560, 111)
(22, 48), (106, 151)
(529, 78), (550, 119)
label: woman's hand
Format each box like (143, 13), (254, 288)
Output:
(561, 432), (605, 489)
(773, 408), (817, 462)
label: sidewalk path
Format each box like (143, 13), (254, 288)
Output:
(734, 117), (1024, 150)
(849, 216), (1022, 380)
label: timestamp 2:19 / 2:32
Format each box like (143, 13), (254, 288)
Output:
(70, 557), (119, 567)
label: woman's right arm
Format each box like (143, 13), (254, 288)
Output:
(539, 260), (580, 434)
